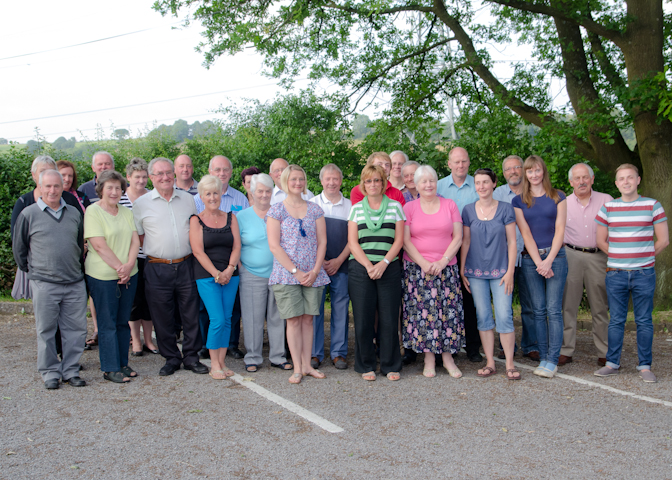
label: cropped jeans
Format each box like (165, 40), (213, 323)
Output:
(520, 248), (567, 367)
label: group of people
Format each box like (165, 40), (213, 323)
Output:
(12, 146), (668, 389)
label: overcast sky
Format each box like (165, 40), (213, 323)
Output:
(1, 1), (571, 144)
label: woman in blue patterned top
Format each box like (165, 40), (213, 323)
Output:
(461, 169), (519, 380)
(267, 165), (330, 384)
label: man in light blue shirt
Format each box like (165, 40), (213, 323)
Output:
(436, 147), (481, 362)
(493, 155), (538, 361)
(193, 155), (249, 359)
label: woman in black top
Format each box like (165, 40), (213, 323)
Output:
(189, 175), (241, 380)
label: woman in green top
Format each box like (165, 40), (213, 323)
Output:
(84, 170), (140, 384)
(348, 164), (405, 381)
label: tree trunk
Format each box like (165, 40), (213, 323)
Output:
(623, 0), (672, 306)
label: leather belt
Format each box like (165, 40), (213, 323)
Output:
(522, 247), (550, 257)
(565, 243), (599, 254)
(606, 267), (625, 272)
(147, 254), (191, 265)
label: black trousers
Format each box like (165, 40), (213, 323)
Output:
(458, 247), (481, 356)
(349, 259), (402, 375)
(144, 258), (202, 366)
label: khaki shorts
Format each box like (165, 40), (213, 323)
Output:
(271, 284), (325, 320)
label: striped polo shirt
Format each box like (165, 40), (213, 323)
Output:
(595, 196), (667, 269)
(348, 198), (405, 263)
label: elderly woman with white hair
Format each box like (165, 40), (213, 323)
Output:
(237, 173), (292, 372)
(189, 174), (241, 380)
(402, 165), (465, 378)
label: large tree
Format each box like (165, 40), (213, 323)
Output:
(155, 0), (672, 304)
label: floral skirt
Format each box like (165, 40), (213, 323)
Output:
(402, 260), (465, 354)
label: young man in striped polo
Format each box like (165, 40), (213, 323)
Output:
(593, 164), (669, 383)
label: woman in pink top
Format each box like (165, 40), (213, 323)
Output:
(402, 165), (464, 378)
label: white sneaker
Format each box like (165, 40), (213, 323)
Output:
(536, 366), (558, 378)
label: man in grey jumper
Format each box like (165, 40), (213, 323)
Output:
(13, 169), (88, 389)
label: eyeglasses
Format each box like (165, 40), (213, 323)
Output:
(504, 165), (522, 172)
(152, 171), (174, 178)
(364, 178), (383, 184)
(298, 218), (307, 237)
(212, 168), (232, 174)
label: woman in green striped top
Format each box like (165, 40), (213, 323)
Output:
(348, 165), (405, 381)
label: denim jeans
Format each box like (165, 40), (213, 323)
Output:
(520, 248), (567, 366)
(605, 268), (656, 370)
(86, 274), (138, 373)
(313, 271), (350, 361)
(517, 266), (538, 353)
(469, 277), (514, 334)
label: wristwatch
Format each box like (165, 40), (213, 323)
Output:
(383, 258), (390, 265)
(291, 267), (298, 274)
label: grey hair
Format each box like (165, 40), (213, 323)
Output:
(125, 157), (148, 177)
(91, 151), (114, 167)
(249, 173), (274, 194)
(197, 174), (223, 197)
(95, 170), (127, 198)
(401, 160), (420, 172)
(319, 163), (343, 181)
(209, 155), (232, 169)
(389, 150), (409, 163)
(31, 155), (57, 173)
(502, 155), (523, 171)
(148, 157), (174, 175)
(38, 169), (63, 186)
(568, 162), (594, 181)
(414, 165), (438, 185)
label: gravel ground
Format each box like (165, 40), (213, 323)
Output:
(1, 312), (672, 479)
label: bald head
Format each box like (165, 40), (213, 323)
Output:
(447, 147), (470, 182)
(209, 155), (233, 188)
(270, 158), (289, 187)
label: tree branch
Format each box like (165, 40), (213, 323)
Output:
(324, 1), (434, 15)
(586, 31), (627, 93)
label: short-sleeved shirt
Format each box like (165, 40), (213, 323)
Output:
(565, 191), (613, 248)
(133, 189), (197, 259)
(194, 185), (249, 215)
(403, 197), (462, 265)
(462, 202), (516, 278)
(175, 179), (199, 196)
(266, 202), (330, 286)
(436, 174), (478, 214)
(595, 196), (667, 270)
(512, 192), (567, 249)
(350, 181), (405, 206)
(310, 192), (351, 275)
(84, 203), (139, 281)
(348, 196), (405, 263)
(119, 192), (147, 259)
(237, 207), (274, 278)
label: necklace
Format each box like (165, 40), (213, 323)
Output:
(478, 201), (497, 220)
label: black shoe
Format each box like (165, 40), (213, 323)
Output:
(78, 364), (84, 371)
(467, 352), (484, 362)
(83, 343), (92, 351)
(402, 350), (417, 365)
(497, 350), (506, 360)
(311, 357), (320, 369)
(131, 350), (144, 357)
(227, 347), (245, 359)
(159, 363), (179, 376)
(198, 348), (210, 359)
(64, 376), (86, 387)
(44, 379), (59, 390)
(183, 361), (209, 374)
(143, 344), (159, 354)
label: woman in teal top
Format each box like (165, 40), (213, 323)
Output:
(237, 173), (292, 373)
(348, 164), (405, 382)
(84, 170), (140, 384)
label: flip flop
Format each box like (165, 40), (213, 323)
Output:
(303, 369), (326, 379)
(386, 372), (401, 381)
(209, 369), (228, 380)
(506, 368), (521, 380)
(289, 372), (302, 384)
(477, 366), (497, 378)
(361, 371), (376, 381)
(222, 368), (235, 377)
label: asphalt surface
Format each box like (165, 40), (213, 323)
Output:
(1, 312), (671, 479)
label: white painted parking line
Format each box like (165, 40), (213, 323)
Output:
(494, 358), (672, 409)
(229, 374), (345, 433)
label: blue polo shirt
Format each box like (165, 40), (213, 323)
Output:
(436, 174), (478, 215)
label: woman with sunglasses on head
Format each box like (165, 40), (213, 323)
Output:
(348, 162), (405, 382)
(512, 156), (567, 379)
(461, 168), (519, 380)
(267, 164), (330, 384)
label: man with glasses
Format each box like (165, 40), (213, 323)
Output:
(493, 155), (538, 361)
(269, 158), (314, 204)
(133, 158), (208, 376)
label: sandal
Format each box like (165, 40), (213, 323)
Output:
(289, 372), (302, 384)
(104, 371), (130, 383)
(120, 366), (137, 378)
(245, 364), (259, 373)
(506, 368), (521, 380)
(271, 362), (293, 370)
(86, 334), (98, 347)
(209, 369), (228, 380)
(222, 368), (235, 377)
(386, 372), (401, 381)
(446, 367), (462, 379)
(303, 369), (326, 379)
(423, 367), (436, 378)
(361, 371), (376, 381)
(477, 366), (497, 378)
